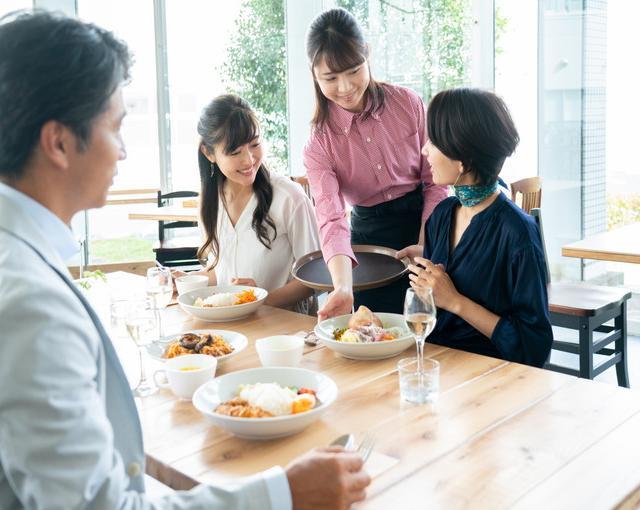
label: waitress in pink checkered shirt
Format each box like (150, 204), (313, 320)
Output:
(303, 8), (448, 319)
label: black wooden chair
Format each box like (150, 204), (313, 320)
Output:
(153, 190), (201, 268)
(531, 208), (631, 387)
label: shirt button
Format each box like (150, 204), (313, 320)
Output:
(377, 164), (382, 170)
(127, 462), (142, 477)
(366, 137), (371, 143)
(386, 193), (391, 200)
(343, 127), (348, 133)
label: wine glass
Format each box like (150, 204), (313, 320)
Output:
(404, 287), (437, 376)
(125, 300), (158, 397)
(146, 267), (173, 340)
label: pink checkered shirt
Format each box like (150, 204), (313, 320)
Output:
(303, 83), (448, 264)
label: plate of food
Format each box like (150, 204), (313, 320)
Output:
(314, 306), (414, 360)
(192, 367), (338, 439)
(146, 329), (248, 364)
(178, 285), (268, 322)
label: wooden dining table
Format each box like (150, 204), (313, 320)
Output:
(105, 272), (640, 509)
(562, 222), (640, 264)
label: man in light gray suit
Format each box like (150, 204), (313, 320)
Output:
(0, 10), (370, 510)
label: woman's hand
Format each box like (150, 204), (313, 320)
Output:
(170, 270), (187, 292)
(408, 257), (463, 314)
(317, 288), (353, 322)
(231, 277), (258, 287)
(396, 244), (423, 261)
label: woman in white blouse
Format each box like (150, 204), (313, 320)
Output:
(183, 94), (319, 311)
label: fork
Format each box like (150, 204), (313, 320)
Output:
(356, 432), (376, 463)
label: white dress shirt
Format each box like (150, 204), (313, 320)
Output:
(0, 181), (292, 509)
(212, 172), (320, 293)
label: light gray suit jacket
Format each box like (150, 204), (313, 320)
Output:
(0, 192), (280, 509)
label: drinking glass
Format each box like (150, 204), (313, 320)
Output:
(125, 300), (158, 397)
(398, 357), (440, 404)
(403, 287), (437, 376)
(146, 267), (173, 339)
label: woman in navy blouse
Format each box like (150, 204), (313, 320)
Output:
(398, 88), (552, 368)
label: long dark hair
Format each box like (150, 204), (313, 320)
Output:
(196, 94), (276, 267)
(306, 8), (385, 129)
(427, 88), (519, 185)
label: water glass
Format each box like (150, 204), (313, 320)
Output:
(125, 301), (158, 398)
(146, 267), (173, 339)
(398, 357), (439, 404)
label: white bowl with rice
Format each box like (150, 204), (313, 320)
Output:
(178, 285), (268, 322)
(192, 367), (337, 439)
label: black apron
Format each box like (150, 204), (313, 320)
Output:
(350, 185), (423, 313)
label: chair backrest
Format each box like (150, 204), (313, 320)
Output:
(511, 176), (542, 214)
(290, 175), (314, 204)
(157, 190), (199, 241)
(530, 208), (551, 285)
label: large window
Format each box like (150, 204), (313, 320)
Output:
(494, 0), (538, 184)
(0, 0), (32, 16)
(76, 0), (287, 264)
(337, 0), (474, 101)
(165, 0), (288, 191)
(78, 0), (160, 264)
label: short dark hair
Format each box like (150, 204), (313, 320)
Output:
(306, 8), (385, 128)
(427, 88), (519, 185)
(0, 10), (132, 179)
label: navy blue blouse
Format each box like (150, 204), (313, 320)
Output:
(423, 192), (553, 367)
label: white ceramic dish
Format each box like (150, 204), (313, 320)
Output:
(146, 329), (248, 364)
(192, 367), (338, 440)
(175, 274), (209, 296)
(178, 285), (268, 322)
(255, 335), (304, 367)
(314, 312), (414, 360)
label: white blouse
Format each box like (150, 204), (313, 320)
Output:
(209, 172), (320, 293)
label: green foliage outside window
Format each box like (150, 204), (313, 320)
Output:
(219, 0), (288, 174)
(608, 193), (640, 230)
(220, 0), (507, 172)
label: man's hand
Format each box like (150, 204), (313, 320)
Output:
(317, 288), (353, 322)
(286, 447), (371, 510)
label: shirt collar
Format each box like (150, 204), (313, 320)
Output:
(0, 181), (80, 262)
(328, 94), (382, 135)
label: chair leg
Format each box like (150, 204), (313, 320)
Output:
(578, 317), (594, 380)
(615, 301), (630, 388)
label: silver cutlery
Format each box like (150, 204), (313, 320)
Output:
(356, 432), (375, 463)
(329, 433), (355, 450)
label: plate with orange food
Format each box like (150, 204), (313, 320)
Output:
(192, 367), (338, 439)
(178, 285), (268, 322)
(146, 329), (248, 364)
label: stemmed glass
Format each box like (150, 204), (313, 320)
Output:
(146, 267), (173, 340)
(403, 287), (437, 376)
(125, 300), (158, 397)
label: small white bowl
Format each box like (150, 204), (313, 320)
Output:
(153, 353), (217, 400)
(256, 335), (304, 367)
(175, 275), (209, 296)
